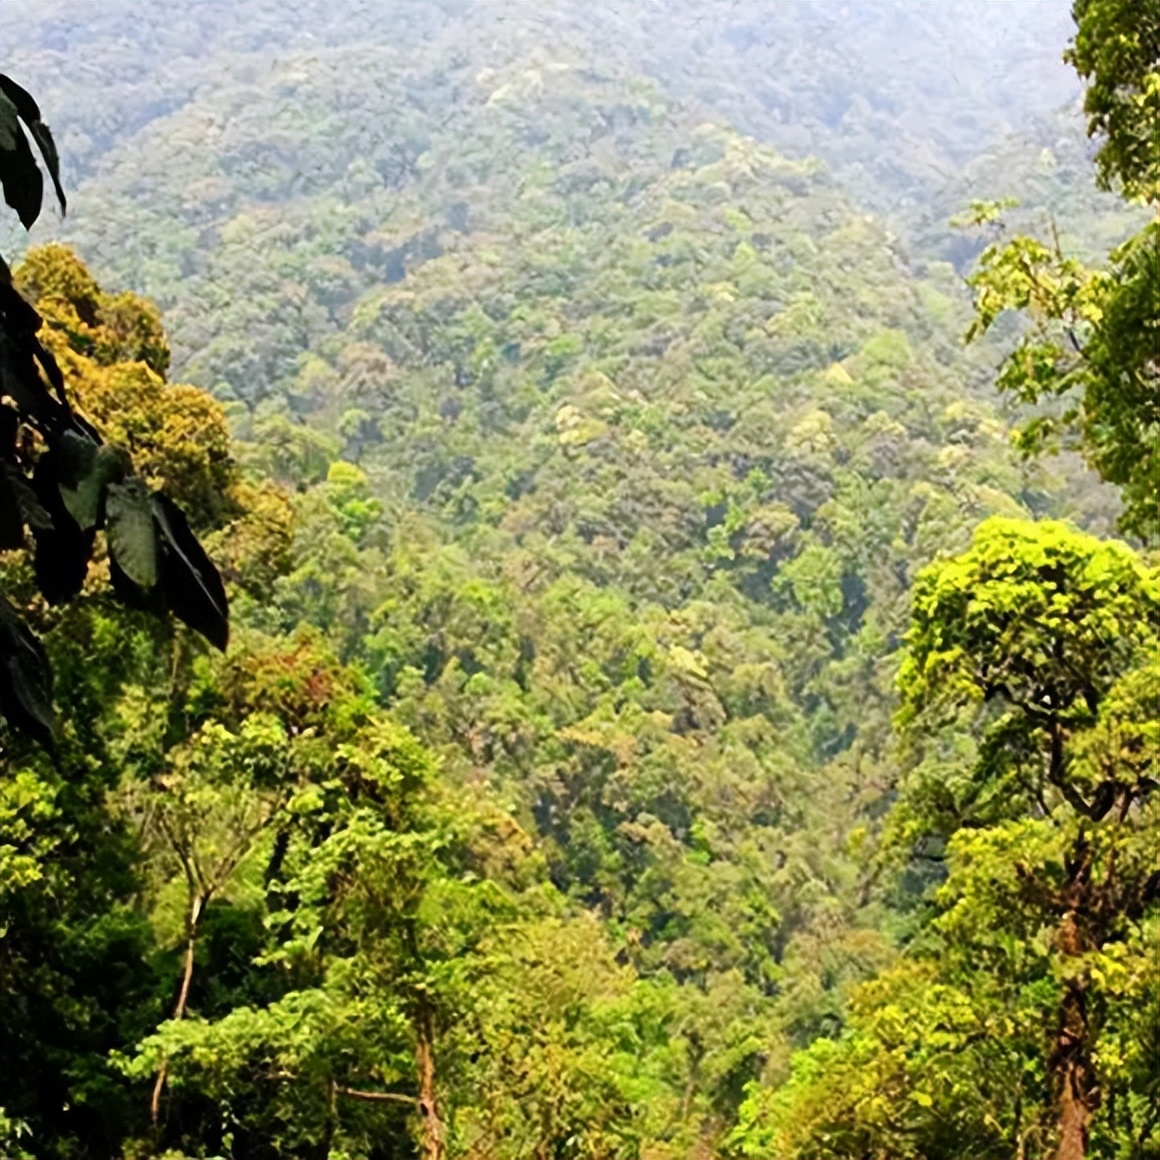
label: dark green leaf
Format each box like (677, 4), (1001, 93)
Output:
(54, 436), (121, 532)
(0, 89), (44, 229)
(154, 493), (229, 650)
(106, 476), (159, 591)
(0, 332), (59, 424)
(2, 462), (51, 538)
(0, 75), (66, 215)
(108, 548), (157, 611)
(0, 275), (68, 423)
(54, 427), (101, 487)
(0, 591), (54, 752)
(31, 458), (93, 604)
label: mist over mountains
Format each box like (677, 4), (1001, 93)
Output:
(2, 0), (1128, 399)
(6, 1), (1084, 212)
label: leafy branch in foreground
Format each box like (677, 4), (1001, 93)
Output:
(961, 0), (1158, 544)
(1064, 0), (1160, 204)
(964, 221), (1158, 542)
(0, 73), (228, 751)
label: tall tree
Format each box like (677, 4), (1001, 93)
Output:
(897, 517), (1158, 1160)
(734, 519), (1159, 1160)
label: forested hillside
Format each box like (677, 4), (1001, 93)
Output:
(0, 2), (1155, 1159)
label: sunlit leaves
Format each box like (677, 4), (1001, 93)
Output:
(731, 961), (1044, 1160)
(1065, 0), (1160, 203)
(898, 517), (1158, 736)
(962, 0), (1160, 541)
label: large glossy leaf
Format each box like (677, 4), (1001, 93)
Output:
(0, 592), (54, 752)
(31, 459), (93, 605)
(108, 547), (157, 612)
(154, 492), (229, 650)
(0, 88), (18, 153)
(54, 435), (120, 531)
(0, 75), (65, 215)
(106, 476), (159, 592)
(0, 89), (44, 229)
(53, 426), (100, 486)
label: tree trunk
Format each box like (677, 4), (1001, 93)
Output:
(415, 999), (445, 1160)
(1058, 1067), (1093, 1160)
(1051, 845), (1100, 1160)
(1054, 971), (1098, 1160)
(151, 892), (204, 1125)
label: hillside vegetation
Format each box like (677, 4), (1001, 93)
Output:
(0, 3), (1155, 1159)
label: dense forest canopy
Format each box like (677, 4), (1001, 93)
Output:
(0, 2), (1155, 1159)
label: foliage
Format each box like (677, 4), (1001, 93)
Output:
(961, 0), (1159, 542)
(1065, 0), (1160, 203)
(966, 221), (1159, 541)
(896, 517), (1157, 828)
(0, 77), (229, 751)
(737, 519), (1158, 1160)
(0, 4), (1155, 1159)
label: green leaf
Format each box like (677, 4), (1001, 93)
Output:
(0, 90), (44, 230)
(106, 476), (159, 591)
(0, 75), (65, 216)
(0, 592), (53, 752)
(57, 439), (123, 532)
(0, 89), (19, 154)
(154, 493), (229, 650)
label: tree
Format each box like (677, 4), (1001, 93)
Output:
(0, 75), (228, 751)
(896, 518), (1158, 1160)
(129, 714), (296, 1124)
(964, 216), (1158, 542)
(736, 518), (1158, 1160)
(1065, 0), (1160, 203)
(124, 712), (481, 1159)
(963, 0), (1159, 541)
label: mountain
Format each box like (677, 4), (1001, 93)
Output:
(0, 3), (1150, 1157)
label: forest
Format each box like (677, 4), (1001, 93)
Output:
(0, 1), (1156, 1158)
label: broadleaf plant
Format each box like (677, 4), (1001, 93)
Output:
(0, 72), (229, 751)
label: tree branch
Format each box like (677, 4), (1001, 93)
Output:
(333, 1082), (418, 1106)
